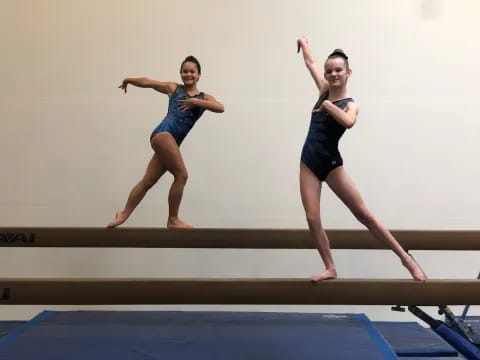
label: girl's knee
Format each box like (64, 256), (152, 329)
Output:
(305, 212), (321, 226)
(174, 170), (188, 184)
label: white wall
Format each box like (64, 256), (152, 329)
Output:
(0, 0), (479, 320)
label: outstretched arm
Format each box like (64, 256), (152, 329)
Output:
(321, 101), (359, 128)
(118, 78), (177, 96)
(297, 37), (329, 94)
(177, 93), (224, 113)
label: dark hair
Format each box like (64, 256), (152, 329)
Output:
(327, 48), (349, 69)
(180, 55), (201, 74)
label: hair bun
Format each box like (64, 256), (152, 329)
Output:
(330, 49), (348, 60)
(184, 55), (198, 62)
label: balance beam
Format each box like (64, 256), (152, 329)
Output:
(1, 228), (479, 250)
(1, 278), (478, 305)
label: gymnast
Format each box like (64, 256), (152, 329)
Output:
(108, 56), (224, 229)
(297, 37), (426, 281)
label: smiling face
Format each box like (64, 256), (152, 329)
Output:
(324, 57), (351, 88)
(180, 61), (200, 87)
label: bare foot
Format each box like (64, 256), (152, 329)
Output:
(311, 269), (337, 282)
(107, 211), (128, 228)
(402, 256), (427, 281)
(167, 217), (193, 229)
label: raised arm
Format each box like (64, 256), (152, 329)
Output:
(118, 78), (177, 96)
(297, 37), (329, 94)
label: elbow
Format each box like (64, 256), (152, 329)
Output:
(216, 104), (225, 113)
(344, 115), (356, 129)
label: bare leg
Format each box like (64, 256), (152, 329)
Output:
(151, 133), (191, 229)
(107, 154), (166, 228)
(326, 167), (426, 281)
(300, 163), (337, 281)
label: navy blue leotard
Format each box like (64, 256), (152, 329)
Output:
(150, 84), (206, 145)
(301, 91), (354, 181)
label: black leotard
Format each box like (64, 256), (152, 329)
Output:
(301, 91), (354, 181)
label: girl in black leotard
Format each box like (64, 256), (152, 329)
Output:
(297, 37), (426, 281)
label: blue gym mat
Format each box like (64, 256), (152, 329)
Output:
(374, 321), (458, 357)
(400, 357), (465, 360)
(0, 311), (398, 360)
(0, 321), (24, 339)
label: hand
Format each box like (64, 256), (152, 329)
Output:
(118, 79), (129, 93)
(177, 98), (198, 111)
(312, 100), (331, 113)
(297, 37), (308, 53)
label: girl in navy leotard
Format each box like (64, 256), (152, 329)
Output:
(297, 37), (426, 281)
(108, 56), (224, 229)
